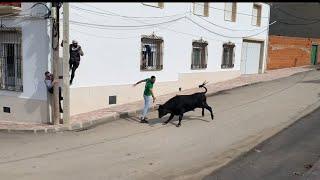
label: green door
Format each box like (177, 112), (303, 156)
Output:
(311, 45), (318, 65)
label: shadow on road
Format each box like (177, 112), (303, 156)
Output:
(122, 115), (211, 127)
(147, 115), (211, 126)
(300, 79), (320, 84)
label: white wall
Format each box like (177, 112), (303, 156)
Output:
(68, 2), (270, 88)
(0, 3), (51, 123)
(0, 3), (50, 101)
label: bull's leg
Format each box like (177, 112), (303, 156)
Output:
(202, 108), (205, 117)
(162, 113), (174, 125)
(177, 114), (183, 127)
(204, 104), (214, 120)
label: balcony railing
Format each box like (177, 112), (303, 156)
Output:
(0, 2), (21, 15)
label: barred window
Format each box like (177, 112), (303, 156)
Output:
(191, 40), (208, 70)
(141, 34), (163, 71)
(0, 28), (22, 91)
(221, 43), (235, 69)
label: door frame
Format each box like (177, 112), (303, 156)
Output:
(241, 39), (265, 74)
(311, 44), (318, 65)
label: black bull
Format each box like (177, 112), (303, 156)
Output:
(157, 82), (214, 127)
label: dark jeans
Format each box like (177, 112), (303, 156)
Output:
(69, 60), (80, 84)
(49, 87), (63, 113)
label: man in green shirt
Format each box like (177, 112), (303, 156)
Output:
(133, 76), (156, 123)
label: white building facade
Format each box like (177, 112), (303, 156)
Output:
(0, 2), (270, 123)
(0, 2), (51, 123)
(68, 2), (270, 116)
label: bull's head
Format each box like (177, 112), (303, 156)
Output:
(158, 105), (169, 118)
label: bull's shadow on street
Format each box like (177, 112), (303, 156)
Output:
(123, 114), (211, 127)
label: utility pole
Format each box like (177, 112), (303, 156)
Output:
(62, 2), (70, 124)
(51, 2), (60, 125)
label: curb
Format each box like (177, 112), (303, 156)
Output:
(0, 68), (314, 134)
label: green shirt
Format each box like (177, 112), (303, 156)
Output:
(144, 78), (154, 96)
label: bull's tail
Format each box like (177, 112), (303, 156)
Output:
(198, 81), (208, 94)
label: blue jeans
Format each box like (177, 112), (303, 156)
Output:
(142, 95), (152, 119)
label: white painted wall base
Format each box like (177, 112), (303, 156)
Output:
(70, 70), (240, 116)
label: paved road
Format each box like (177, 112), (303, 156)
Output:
(203, 106), (320, 180)
(1, 70), (320, 180)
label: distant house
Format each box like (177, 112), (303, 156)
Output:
(267, 3), (320, 70)
(0, 2), (270, 124)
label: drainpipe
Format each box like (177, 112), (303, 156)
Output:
(264, 3), (272, 73)
(47, 2), (53, 124)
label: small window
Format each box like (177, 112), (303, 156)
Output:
(191, 39), (208, 70)
(252, 4), (262, 26)
(141, 34), (163, 71)
(221, 43), (235, 69)
(224, 3), (237, 22)
(142, 2), (164, 9)
(0, 28), (23, 92)
(193, 2), (209, 17)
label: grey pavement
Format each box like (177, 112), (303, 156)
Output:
(203, 105), (320, 180)
(0, 70), (320, 180)
(304, 160), (320, 180)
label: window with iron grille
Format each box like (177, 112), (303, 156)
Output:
(252, 4), (262, 26)
(0, 28), (22, 91)
(193, 3), (209, 17)
(224, 3), (237, 22)
(141, 35), (163, 71)
(221, 43), (235, 69)
(191, 40), (208, 69)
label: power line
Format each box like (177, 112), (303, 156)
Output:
(71, 24), (244, 45)
(71, 28), (138, 39)
(272, 11), (320, 25)
(84, 2), (269, 19)
(69, 16), (185, 28)
(72, 4), (188, 19)
(0, 3), (51, 19)
(273, 5), (320, 22)
(186, 16), (271, 38)
(71, 4), (272, 34)
(196, 3), (269, 19)
(277, 19), (320, 26)
(69, 4), (271, 40)
(195, 15), (274, 32)
(69, 12), (270, 38)
(70, 22), (163, 30)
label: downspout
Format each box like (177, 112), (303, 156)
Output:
(47, 2), (53, 123)
(263, 3), (272, 73)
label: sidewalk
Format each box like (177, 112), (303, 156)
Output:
(0, 66), (313, 133)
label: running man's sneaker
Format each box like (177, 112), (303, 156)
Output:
(140, 118), (148, 123)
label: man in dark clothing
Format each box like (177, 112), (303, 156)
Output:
(61, 40), (84, 85)
(144, 44), (152, 66)
(44, 71), (63, 113)
(68, 40), (84, 85)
